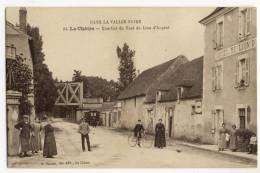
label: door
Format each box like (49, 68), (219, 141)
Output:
(214, 109), (224, 143)
(169, 117), (173, 138)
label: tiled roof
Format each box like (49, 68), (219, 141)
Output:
(159, 56), (203, 102)
(117, 55), (188, 100)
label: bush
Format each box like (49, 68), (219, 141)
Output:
(236, 128), (255, 152)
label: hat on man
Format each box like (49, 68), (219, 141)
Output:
(23, 115), (29, 119)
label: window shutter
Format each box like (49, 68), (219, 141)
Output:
(212, 25), (217, 49)
(212, 67), (216, 91)
(234, 58), (239, 88)
(238, 9), (243, 40)
(245, 55), (250, 86)
(221, 63), (223, 89)
(246, 8), (251, 35)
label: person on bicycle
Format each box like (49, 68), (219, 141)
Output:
(133, 119), (145, 147)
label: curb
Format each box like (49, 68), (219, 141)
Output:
(177, 141), (257, 164)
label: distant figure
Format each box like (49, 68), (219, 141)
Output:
(248, 133), (257, 154)
(30, 117), (42, 154)
(229, 124), (238, 152)
(43, 116), (57, 158)
(154, 119), (166, 148)
(133, 119), (145, 147)
(14, 115), (32, 157)
(78, 118), (91, 152)
(218, 123), (227, 151)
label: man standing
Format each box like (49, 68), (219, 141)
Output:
(154, 119), (166, 148)
(14, 115), (32, 157)
(133, 119), (145, 147)
(78, 118), (91, 152)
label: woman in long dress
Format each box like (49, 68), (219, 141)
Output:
(154, 119), (166, 148)
(30, 118), (42, 154)
(229, 124), (238, 152)
(43, 117), (57, 158)
(218, 123), (227, 151)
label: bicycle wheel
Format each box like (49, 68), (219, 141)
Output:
(128, 134), (137, 147)
(141, 135), (153, 148)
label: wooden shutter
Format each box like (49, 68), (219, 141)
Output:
(234, 58), (239, 88)
(238, 8), (243, 40)
(212, 67), (216, 91)
(221, 63), (224, 89)
(245, 54), (250, 86)
(212, 24), (217, 49)
(246, 8), (251, 35)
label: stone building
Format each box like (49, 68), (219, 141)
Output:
(117, 55), (188, 130)
(199, 7), (257, 144)
(118, 55), (203, 141)
(6, 7), (35, 155)
(6, 7), (35, 118)
(144, 57), (203, 140)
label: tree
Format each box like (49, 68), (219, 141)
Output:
(71, 70), (119, 101)
(6, 55), (33, 119)
(27, 25), (57, 116)
(116, 43), (136, 91)
(72, 70), (82, 82)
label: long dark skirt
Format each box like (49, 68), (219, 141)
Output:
(43, 134), (57, 157)
(154, 133), (166, 148)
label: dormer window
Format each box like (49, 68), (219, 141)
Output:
(6, 45), (16, 59)
(177, 87), (184, 103)
(157, 90), (167, 102)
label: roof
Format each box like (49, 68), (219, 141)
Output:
(6, 21), (31, 39)
(117, 55), (188, 100)
(159, 56), (204, 102)
(199, 7), (224, 24)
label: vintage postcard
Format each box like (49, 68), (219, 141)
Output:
(5, 7), (257, 168)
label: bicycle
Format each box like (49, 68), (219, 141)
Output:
(128, 131), (153, 148)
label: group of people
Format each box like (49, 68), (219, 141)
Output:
(218, 123), (257, 154)
(133, 119), (166, 148)
(14, 115), (57, 158)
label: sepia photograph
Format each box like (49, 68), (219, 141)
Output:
(4, 6), (257, 168)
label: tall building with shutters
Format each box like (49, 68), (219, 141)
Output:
(199, 7), (256, 144)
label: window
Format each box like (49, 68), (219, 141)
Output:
(239, 8), (251, 40)
(177, 87), (183, 103)
(236, 104), (249, 129)
(6, 45), (16, 59)
(212, 62), (223, 91)
(235, 53), (250, 87)
(239, 108), (246, 128)
(134, 97), (136, 107)
(213, 16), (224, 49)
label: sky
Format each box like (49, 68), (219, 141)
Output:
(6, 7), (214, 81)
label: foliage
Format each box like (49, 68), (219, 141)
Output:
(72, 71), (119, 101)
(236, 128), (255, 140)
(72, 70), (82, 82)
(27, 24), (57, 115)
(116, 43), (136, 91)
(6, 55), (33, 118)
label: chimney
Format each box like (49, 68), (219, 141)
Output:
(19, 7), (27, 33)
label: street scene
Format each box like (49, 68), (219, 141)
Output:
(8, 118), (257, 168)
(5, 7), (257, 168)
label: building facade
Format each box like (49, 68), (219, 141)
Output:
(118, 55), (204, 141)
(144, 57), (204, 141)
(200, 7), (257, 144)
(6, 7), (35, 119)
(118, 55), (188, 130)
